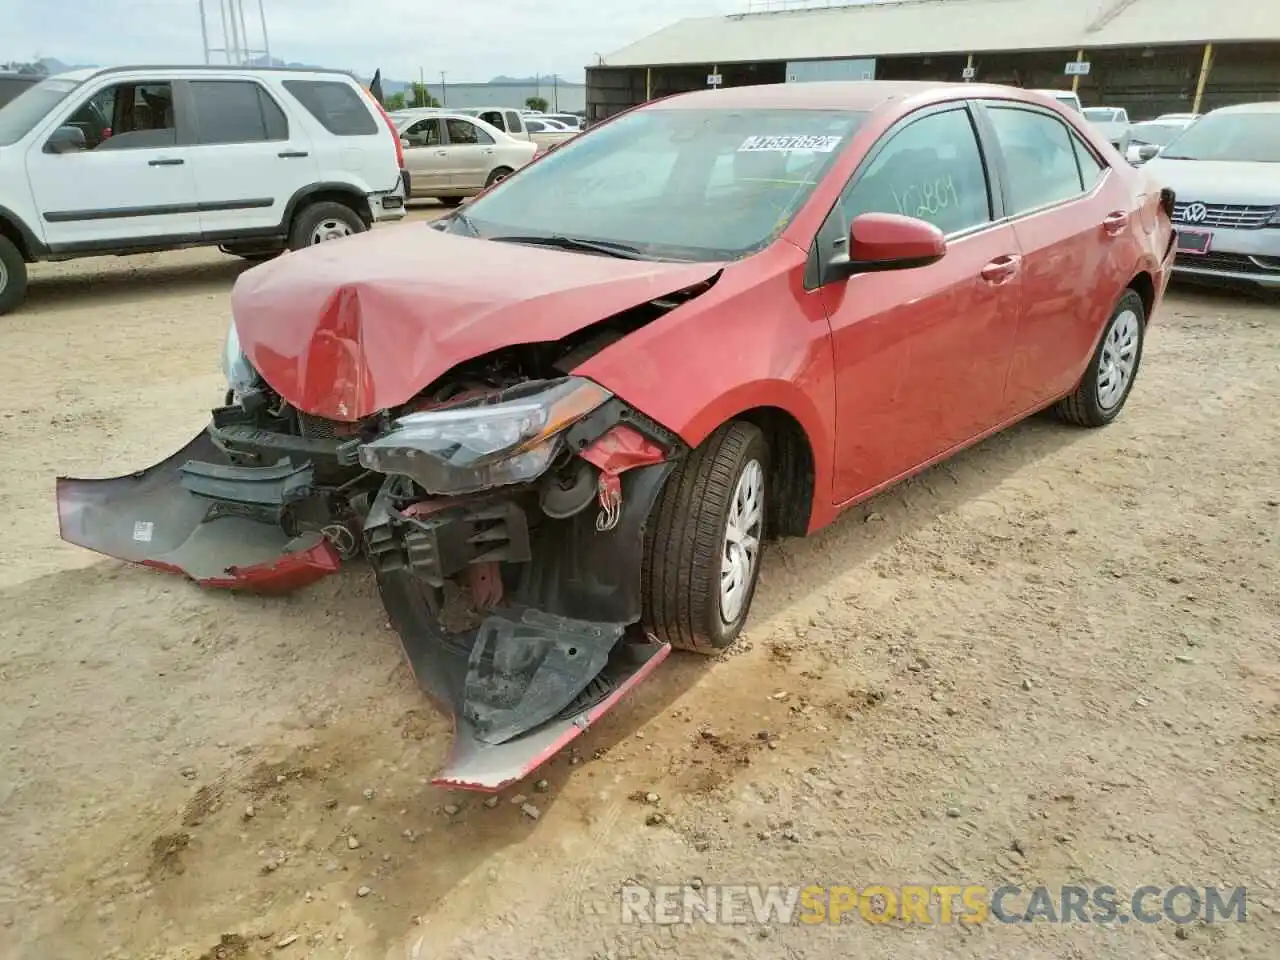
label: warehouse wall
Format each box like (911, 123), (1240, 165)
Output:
(588, 42), (1280, 125)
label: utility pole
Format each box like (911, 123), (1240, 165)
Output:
(257, 0), (271, 62)
(440, 71), (448, 106)
(199, 0), (211, 64)
(552, 74), (559, 111)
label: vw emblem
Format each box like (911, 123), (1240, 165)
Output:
(1182, 202), (1208, 224)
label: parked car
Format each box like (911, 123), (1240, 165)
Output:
(1031, 89), (1083, 113)
(1142, 101), (1280, 289)
(522, 115), (578, 153)
(544, 113), (584, 131)
(455, 106), (534, 142)
(0, 72), (40, 110)
(56, 80), (1174, 790)
(1155, 112), (1202, 123)
(396, 111), (536, 204)
(1082, 106), (1131, 153)
(0, 65), (409, 315)
(1124, 118), (1194, 165)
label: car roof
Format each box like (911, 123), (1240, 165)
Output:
(51, 64), (357, 83)
(1208, 101), (1280, 114)
(396, 111), (508, 131)
(655, 80), (1056, 112)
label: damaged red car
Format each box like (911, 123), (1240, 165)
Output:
(56, 81), (1176, 790)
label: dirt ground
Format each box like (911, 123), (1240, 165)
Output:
(1, 214), (1277, 960)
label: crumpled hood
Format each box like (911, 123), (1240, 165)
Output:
(1142, 158), (1280, 206)
(230, 223), (724, 421)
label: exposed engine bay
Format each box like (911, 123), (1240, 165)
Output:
(56, 335), (687, 790)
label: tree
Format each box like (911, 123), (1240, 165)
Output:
(385, 91), (407, 110)
(525, 95), (548, 112)
(409, 83), (440, 108)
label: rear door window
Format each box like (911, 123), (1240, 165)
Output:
(506, 111), (523, 134)
(986, 106), (1087, 213)
(445, 118), (494, 145)
(282, 79), (377, 136)
(479, 110), (505, 131)
(840, 106), (992, 235)
(190, 80), (288, 144)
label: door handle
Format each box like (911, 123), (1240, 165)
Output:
(277, 150), (309, 159)
(483, 148), (494, 155)
(148, 157), (184, 166)
(1102, 211), (1129, 236)
(435, 150), (448, 156)
(980, 254), (1021, 285)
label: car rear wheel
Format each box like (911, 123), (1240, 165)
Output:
(1055, 288), (1146, 427)
(641, 421), (769, 654)
(485, 167), (514, 188)
(287, 201), (367, 251)
(0, 235), (27, 317)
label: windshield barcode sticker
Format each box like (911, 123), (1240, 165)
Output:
(132, 520), (154, 543)
(738, 135), (843, 153)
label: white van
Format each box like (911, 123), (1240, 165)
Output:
(0, 65), (409, 316)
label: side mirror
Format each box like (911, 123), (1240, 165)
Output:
(45, 125), (87, 154)
(400, 137), (411, 149)
(830, 213), (947, 277)
(1137, 143), (1160, 162)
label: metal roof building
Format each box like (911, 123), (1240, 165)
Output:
(586, 0), (1280, 122)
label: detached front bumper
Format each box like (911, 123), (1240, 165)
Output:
(55, 411), (680, 790)
(56, 432), (339, 592)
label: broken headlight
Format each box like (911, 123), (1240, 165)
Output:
(357, 377), (611, 495)
(221, 320), (258, 397)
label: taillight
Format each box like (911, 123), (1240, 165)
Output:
(362, 89), (404, 170)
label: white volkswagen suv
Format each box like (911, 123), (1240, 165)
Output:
(0, 65), (409, 315)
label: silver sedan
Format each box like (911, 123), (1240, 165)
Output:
(396, 113), (537, 206)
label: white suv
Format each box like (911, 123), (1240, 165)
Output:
(0, 65), (410, 316)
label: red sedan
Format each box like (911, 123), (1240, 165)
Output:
(57, 81), (1176, 789)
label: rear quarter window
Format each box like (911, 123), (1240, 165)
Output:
(282, 79), (378, 136)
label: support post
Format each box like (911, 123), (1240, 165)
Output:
(645, 67), (652, 100)
(1071, 48), (1084, 93)
(1192, 42), (1214, 115)
(257, 0), (271, 63)
(965, 53), (973, 83)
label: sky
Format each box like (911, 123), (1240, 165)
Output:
(0, 0), (739, 82)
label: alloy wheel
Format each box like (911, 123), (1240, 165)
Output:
(720, 459), (764, 624)
(1096, 308), (1140, 410)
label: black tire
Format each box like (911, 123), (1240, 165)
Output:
(287, 201), (367, 251)
(436, 196), (464, 208)
(642, 421), (769, 654)
(0, 235), (29, 317)
(485, 167), (514, 188)
(1055, 288), (1146, 428)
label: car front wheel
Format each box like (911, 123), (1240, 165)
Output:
(642, 420), (769, 653)
(1056, 288), (1146, 427)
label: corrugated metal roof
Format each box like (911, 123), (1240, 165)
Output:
(602, 0), (1280, 67)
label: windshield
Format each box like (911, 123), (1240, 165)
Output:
(0, 76), (81, 147)
(1129, 121), (1186, 147)
(1083, 108), (1118, 122)
(453, 107), (865, 261)
(1160, 111), (1280, 162)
